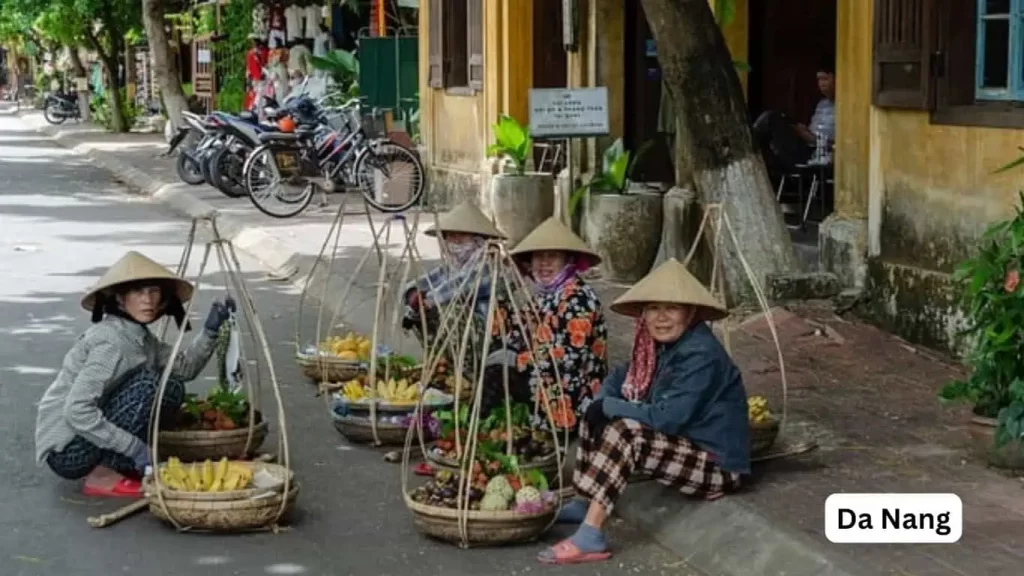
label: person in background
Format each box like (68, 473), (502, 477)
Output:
(538, 258), (750, 564)
(267, 37), (290, 102)
(244, 34), (268, 111)
(34, 252), (235, 499)
(507, 217), (608, 433)
(752, 59), (836, 168)
(287, 38), (312, 81)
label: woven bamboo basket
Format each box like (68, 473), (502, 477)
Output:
(332, 413), (409, 445)
(750, 417), (780, 456)
(405, 495), (556, 546)
(144, 462), (298, 532)
(158, 420), (269, 462)
(296, 354), (363, 382)
(426, 442), (560, 484)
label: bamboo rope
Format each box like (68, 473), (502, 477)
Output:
(683, 203), (789, 435)
(400, 241), (567, 547)
(148, 216), (292, 530)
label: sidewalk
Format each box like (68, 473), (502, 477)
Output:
(15, 109), (1024, 575)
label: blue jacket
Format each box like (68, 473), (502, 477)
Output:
(596, 322), (751, 474)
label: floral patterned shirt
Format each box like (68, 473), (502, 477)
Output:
(511, 276), (607, 431)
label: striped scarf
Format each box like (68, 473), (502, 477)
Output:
(621, 318), (657, 402)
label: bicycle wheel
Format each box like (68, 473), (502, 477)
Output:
(243, 145), (315, 219)
(352, 139), (426, 213)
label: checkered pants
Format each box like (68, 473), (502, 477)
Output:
(573, 418), (742, 513)
(45, 366), (185, 480)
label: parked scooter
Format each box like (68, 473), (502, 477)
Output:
(43, 91), (80, 125)
(166, 111), (212, 186)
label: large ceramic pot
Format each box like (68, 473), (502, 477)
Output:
(968, 415), (1024, 470)
(583, 187), (664, 283)
(490, 172), (555, 247)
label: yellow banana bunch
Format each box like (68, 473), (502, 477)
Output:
(159, 457), (254, 492)
(370, 378), (419, 404)
(342, 380), (366, 401)
(747, 395), (773, 424)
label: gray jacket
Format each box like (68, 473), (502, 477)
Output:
(34, 315), (216, 464)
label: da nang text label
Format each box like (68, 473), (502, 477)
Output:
(824, 493), (963, 544)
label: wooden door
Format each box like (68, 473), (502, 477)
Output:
(624, 1), (673, 184)
(532, 1), (568, 172)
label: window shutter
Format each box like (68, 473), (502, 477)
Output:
(429, 0), (444, 88)
(467, 0), (484, 91)
(872, 0), (936, 109)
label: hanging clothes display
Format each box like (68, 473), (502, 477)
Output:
(268, 2), (287, 49)
(285, 3), (304, 43)
(252, 3), (270, 41)
(303, 4), (322, 39)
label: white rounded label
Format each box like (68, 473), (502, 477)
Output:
(824, 493), (963, 544)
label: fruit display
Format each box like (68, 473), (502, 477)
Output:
(317, 332), (373, 362)
(410, 467), (555, 514)
(432, 403), (555, 464)
(158, 457), (253, 492)
(340, 376), (418, 404)
(748, 395), (774, 424)
(171, 388), (258, 431)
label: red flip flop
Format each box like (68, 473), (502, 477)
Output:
(413, 463), (434, 476)
(537, 539), (612, 565)
(82, 477), (143, 499)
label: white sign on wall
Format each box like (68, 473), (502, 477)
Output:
(528, 87), (610, 138)
(197, 49), (212, 64)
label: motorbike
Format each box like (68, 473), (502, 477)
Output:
(166, 111), (213, 186)
(43, 91), (80, 125)
(200, 105), (283, 198)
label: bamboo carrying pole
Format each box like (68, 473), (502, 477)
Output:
(399, 240), (571, 548)
(145, 215), (292, 531)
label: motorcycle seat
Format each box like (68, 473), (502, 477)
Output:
(239, 111), (256, 122)
(258, 132), (300, 143)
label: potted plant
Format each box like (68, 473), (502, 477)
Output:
(939, 192), (1024, 470)
(486, 114), (554, 246)
(569, 138), (663, 283)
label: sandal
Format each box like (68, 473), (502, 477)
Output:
(537, 539), (611, 565)
(82, 477), (143, 499)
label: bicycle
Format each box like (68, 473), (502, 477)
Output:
(241, 96), (426, 219)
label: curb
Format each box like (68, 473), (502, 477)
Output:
(13, 110), (866, 576)
(616, 485), (863, 576)
(13, 110), (306, 279)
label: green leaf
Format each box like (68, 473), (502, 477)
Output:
(994, 147), (1024, 174)
(489, 114), (531, 173)
(714, 0), (736, 27)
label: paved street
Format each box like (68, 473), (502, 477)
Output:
(0, 111), (698, 575)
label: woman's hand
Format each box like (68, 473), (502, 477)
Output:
(583, 398), (612, 439)
(127, 438), (152, 473)
(204, 296), (237, 336)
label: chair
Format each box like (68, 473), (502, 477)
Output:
(775, 144), (833, 229)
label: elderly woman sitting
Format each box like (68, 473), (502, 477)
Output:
(35, 251), (234, 498)
(506, 217), (608, 431)
(538, 258), (750, 564)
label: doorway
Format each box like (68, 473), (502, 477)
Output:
(747, 0), (836, 123)
(623, 1), (674, 184)
(532, 2), (568, 173)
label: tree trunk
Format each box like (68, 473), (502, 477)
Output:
(85, 25), (128, 133)
(143, 0), (189, 130)
(67, 46), (86, 77)
(641, 0), (796, 304)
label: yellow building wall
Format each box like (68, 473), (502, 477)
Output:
(418, 0), (533, 206)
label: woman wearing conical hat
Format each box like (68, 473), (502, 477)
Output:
(34, 251), (236, 498)
(504, 217), (608, 433)
(538, 259), (750, 565)
(403, 201), (510, 345)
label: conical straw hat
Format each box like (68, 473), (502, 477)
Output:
(610, 258), (728, 321)
(423, 201), (505, 239)
(81, 251), (194, 312)
(509, 217), (601, 271)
